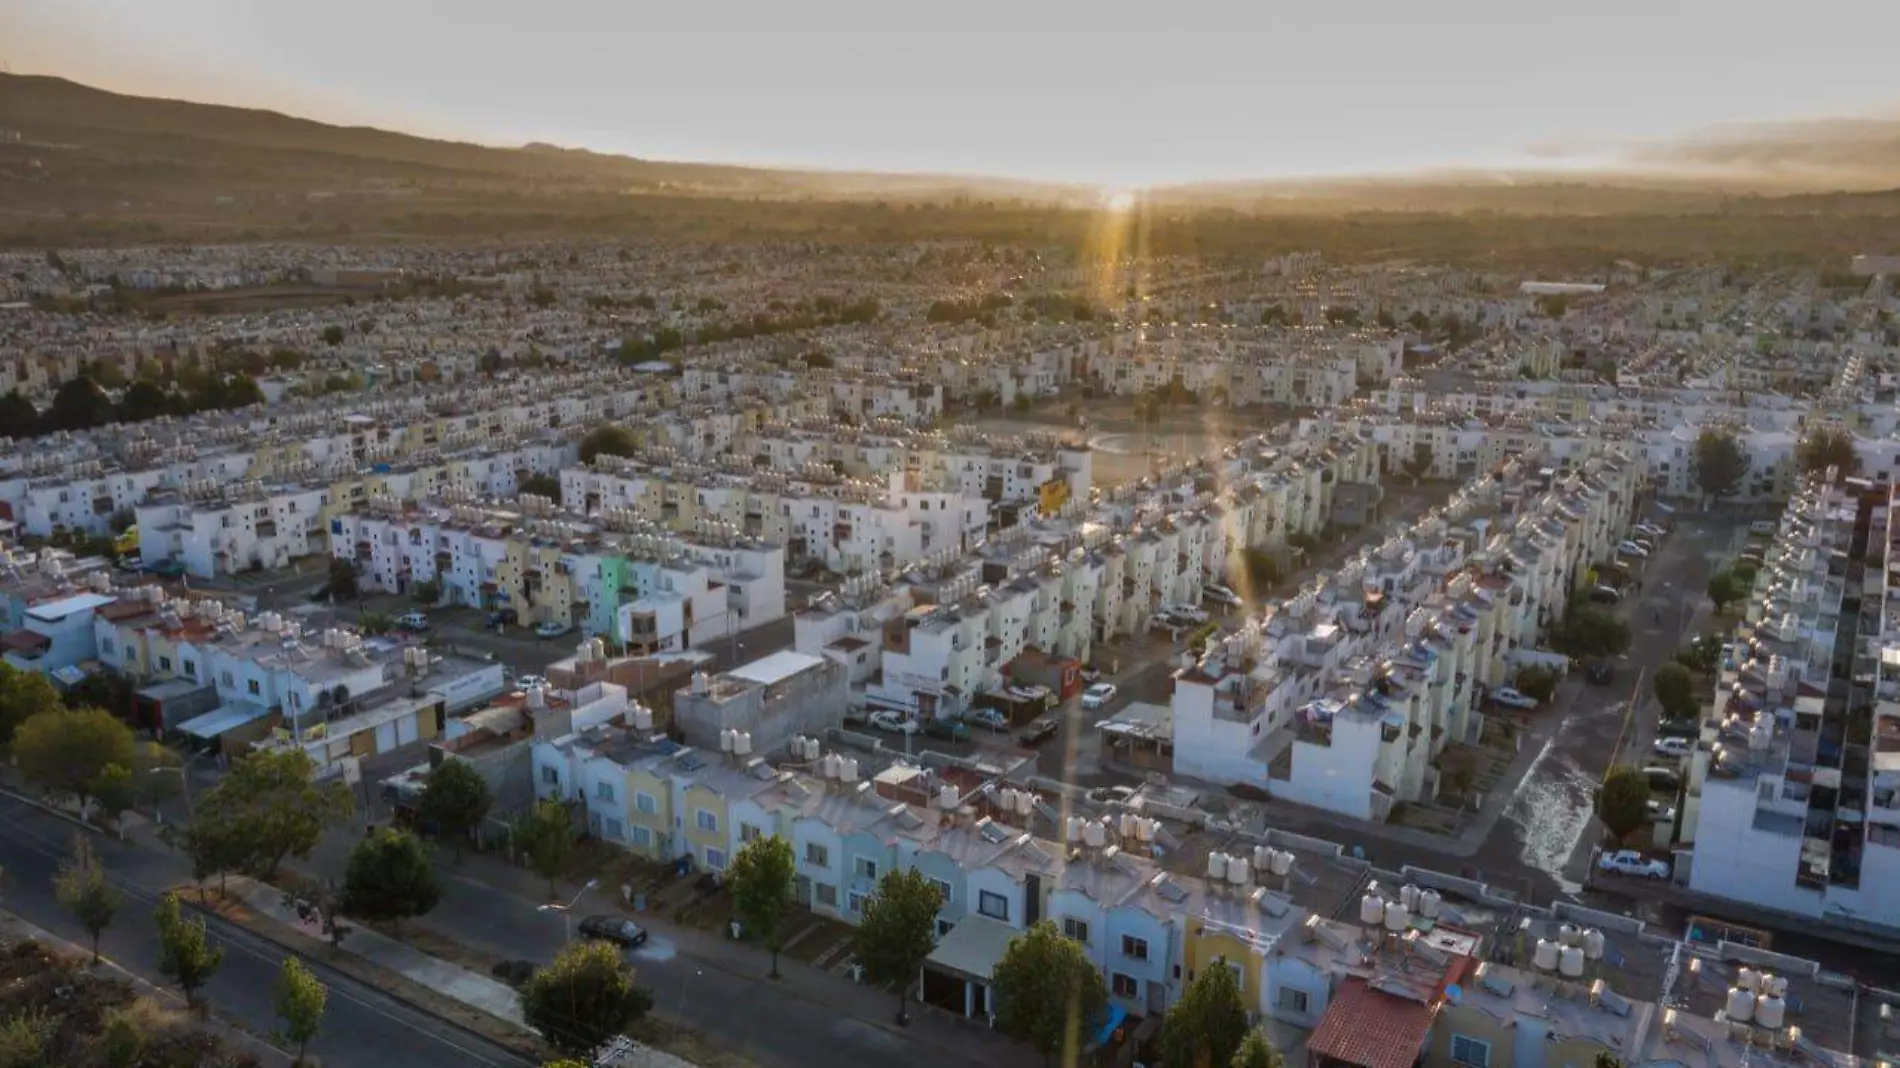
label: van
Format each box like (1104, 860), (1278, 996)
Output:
(1749, 520), (1778, 536)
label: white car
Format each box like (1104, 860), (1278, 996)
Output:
(534, 621), (572, 638)
(395, 611), (430, 631)
(1598, 850), (1670, 879)
(1617, 541), (1650, 558)
(1203, 584), (1243, 607)
(1653, 736), (1694, 759)
(1167, 604), (1210, 624)
(868, 710), (918, 735)
(1647, 800), (1677, 823)
(1636, 523), (1668, 539)
(1491, 686), (1539, 709)
(1080, 683), (1118, 710)
(515, 674), (548, 691)
(965, 708), (1009, 730)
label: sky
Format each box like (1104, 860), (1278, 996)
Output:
(6, 0), (1899, 188)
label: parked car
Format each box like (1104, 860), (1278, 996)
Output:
(1019, 717), (1060, 746)
(1168, 604), (1211, 624)
(1749, 520), (1778, 536)
(1490, 686), (1539, 709)
(515, 674), (548, 691)
(576, 915), (650, 948)
(1617, 541), (1650, 558)
(1598, 850), (1670, 879)
(1586, 661), (1615, 685)
(922, 717), (970, 742)
(1647, 799), (1677, 823)
(965, 708), (1010, 730)
(1081, 683), (1118, 710)
(1636, 523), (1668, 539)
(486, 608), (519, 626)
(868, 710), (919, 735)
(1653, 736), (1694, 759)
(1087, 785), (1136, 805)
(1589, 585), (1622, 605)
(534, 621), (572, 638)
(1203, 584), (1243, 607)
(395, 612), (430, 631)
(1643, 766), (1682, 791)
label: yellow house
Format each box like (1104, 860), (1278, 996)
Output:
(624, 759), (675, 861)
(1427, 961), (1648, 1068)
(678, 780), (732, 873)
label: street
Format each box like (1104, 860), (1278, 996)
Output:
(0, 796), (533, 1068)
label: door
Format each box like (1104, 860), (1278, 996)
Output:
(375, 721), (399, 753)
(396, 716), (419, 746)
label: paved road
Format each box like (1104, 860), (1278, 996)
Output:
(0, 797), (532, 1068)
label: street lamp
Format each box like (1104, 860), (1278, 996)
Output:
(536, 877), (599, 943)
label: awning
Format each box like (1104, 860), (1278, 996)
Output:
(924, 915), (1018, 982)
(176, 701), (273, 740)
(1091, 1004), (1128, 1048)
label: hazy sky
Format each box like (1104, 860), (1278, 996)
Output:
(7, 0), (1897, 187)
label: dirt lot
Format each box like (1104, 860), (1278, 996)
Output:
(964, 399), (1303, 486)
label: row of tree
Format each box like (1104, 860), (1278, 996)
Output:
(0, 370), (266, 441)
(1691, 425), (1856, 502)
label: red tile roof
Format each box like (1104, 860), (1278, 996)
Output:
(1306, 978), (1434, 1068)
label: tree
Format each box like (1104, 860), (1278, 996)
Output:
(1233, 1031), (1286, 1068)
(854, 867), (943, 1023)
(1707, 570), (1747, 614)
(1593, 1053), (1626, 1068)
(578, 426), (639, 465)
(1160, 956), (1251, 1068)
(729, 835), (796, 979)
(520, 473), (563, 504)
(1597, 766), (1652, 845)
(54, 833), (121, 962)
(327, 557), (359, 601)
(511, 799), (576, 899)
(272, 955), (328, 1064)
(418, 759), (493, 861)
(1692, 429), (1749, 502)
(1549, 607), (1632, 659)
(1653, 663), (1699, 721)
(1797, 427), (1857, 476)
(154, 891), (223, 1009)
(116, 380), (175, 424)
(196, 749), (353, 879)
(410, 578), (443, 604)
(177, 815), (249, 900)
(90, 763), (139, 826)
(13, 705), (139, 814)
(339, 828), (441, 928)
(321, 325), (345, 346)
(1676, 632), (1724, 676)
(45, 375), (115, 432)
(1400, 443), (1433, 485)
(519, 939), (654, 1054)
(0, 390), (38, 438)
(1514, 665), (1560, 703)
(0, 662), (62, 747)
(992, 921), (1108, 1068)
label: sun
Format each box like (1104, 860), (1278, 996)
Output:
(1101, 189), (1136, 213)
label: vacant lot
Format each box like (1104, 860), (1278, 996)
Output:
(965, 399), (1298, 485)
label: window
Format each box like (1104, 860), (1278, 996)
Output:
(805, 843), (830, 867)
(595, 781), (616, 802)
(247, 679), (261, 696)
(159, 656), (172, 672)
(816, 883), (838, 907)
(1450, 1036), (1491, 1068)
(1111, 973), (1139, 998)
(220, 671), (234, 687)
(602, 818), (624, 841)
(978, 890), (1009, 921)
(929, 877), (953, 904)
(1062, 917), (1090, 942)
(740, 823), (762, 844)
(630, 825), (653, 847)
(1276, 986), (1309, 1014)
(635, 792), (658, 814)
(704, 848), (727, 871)
(695, 809), (717, 833)
(1121, 935), (1150, 961)
(181, 659), (196, 676)
(853, 856), (878, 881)
(847, 891), (868, 913)
(937, 919), (955, 937)
(541, 766), (559, 785)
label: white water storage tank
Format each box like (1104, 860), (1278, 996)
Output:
(1583, 929), (1606, 961)
(1768, 975), (1789, 998)
(1533, 939), (1560, 972)
(1209, 852), (1230, 881)
(719, 729), (737, 753)
(1383, 902), (1411, 933)
(1121, 813), (1139, 838)
(1084, 820), (1108, 848)
(1726, 987), (1756, 1023)
(1756, 994), (1786, 1029)
(840, 758), (859, 783)
(1227, 857), (1251, 885)
(734, 732), (753, 756)
(1069, 818), (1087, 844)
(938, 786), (960, 810)
(1559, 924), (1580, 946)
(1271, 850), (1295, 876)
(821, 753), (842, 779)
(1017, 792), (1036, 816)
(1358, 892), (1384, 926)
(632, 706), (654, 731)
(1419, 889), (1442, 919)
(1560, 946), (1585, 978)
(1254, 845), (1273, 871)
(1400, 884), (1421, 912)
(1737, 968), (1760, 992)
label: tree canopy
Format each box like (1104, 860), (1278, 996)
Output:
(578, 425), (639, 464)
(854, 867), (944, 1023)
(520, 939), (654, 1054)
(196, 748), (353, 878)
(1797, 426), (1857, 476)
(1652, 663), (1699, 721)
(992, 921), (1109, 1066)
(729, 835), (796, 978)
(511, 799), (576, 898)
(417, 758), (493, 860)
(339, 828), (441, 927)
(155, 890), (224, 1008)
(1232, 1031), (1287, 1068)
(1707, 570), (1749, 614)
(12, 705), (139, 811)
(1550, 606), (1633, 660)
(55, 832), (122, 962)
(1598, 765), (1652, 844)
(273, 955), (329, 1064)
(1693, 429), (1749, 501)
(1160, 957), (1252, 1068)
(0, 662), (63, 748)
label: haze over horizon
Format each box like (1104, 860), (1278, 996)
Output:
(7, 0), (1900, 188)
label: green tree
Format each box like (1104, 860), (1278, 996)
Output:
(1597, 766), (1652, 845)
(729, 835), (796, 978)
(321, 325), (345, 346)
(1160, 956), (1251, 1068)
(1400, 443), (1433, 485)
(1707, 570), (1747, 614)
(417, 758), (493, 861)
(1549, 607), (1632, 659)
(992, 921), (1109, 1068)
(45, 375), (116, 432)
(1513, 665), (1560, 703)
(1593, 1053), (1626, 1068)
(1675, 632), (1724, 676)
(854, 867), (943, 1023)
(12, 705), (139, 813)
(519, 939), (654, 1054)
(327, 557), (359, 601)
(1797, 426), (1857, 476)
(177, 815), (249, 900)
(54, 833), (121, 962)
(358, 611), (393, 636)
(519, 473), (563, 504)
(0, 662), (62, 748)
(90, 763), (139, 826)
(1232, 1030), (1286, 1068)
(578, 425), (639, 464)
(511, 799), (576, 898)
(116, 380), (175, 424)
(339, 828), (441, 929)
(1692, 429), (1749, 502)
(196, 749), (353, 879)
(0, 390), (39, 438)
(154, 891), (223, 1010)
(410, 578), (443, 605)
(1652, 663), (1699, 721)
(272, 955), (328, 1064)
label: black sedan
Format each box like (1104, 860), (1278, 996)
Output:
(1019, 717), (1059, 746)
(576, 915), (650, 948)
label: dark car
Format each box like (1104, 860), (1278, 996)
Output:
(1019, 717), (1059, 746)
(1586, 661), (1614, 685)
(576, 915), (649, 948)
(922, 717), (971, 742)
(490, 959), (536, 987)
(487, 608), (519, 626)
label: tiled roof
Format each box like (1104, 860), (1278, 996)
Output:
(1306, 977), (1434, 1068)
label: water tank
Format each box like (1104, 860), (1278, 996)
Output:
(1400, 884), (1421, 912)
(527, 685), (546, 710)
(734, 732), (753, 757)
(1084, 820), (1108, 848)
(691, 671), (711, 695)
(1560, 946), (1585, 978)
(1120, 813), (1139, 838)
(840, 758), (859, 783)
(1737, 967), (1760, 992)
(998, 789), (1018, 813)
(821, 753), (842, 779)
(1533, 939), (1560, 973)
(1726, 987), (1756, 1023)
(1418, 889), (1442, 919)
(1227, 856), (1251, 886)
(1582, 929), (1606, 961)
(1383, 902), (1411, 932)
(1559, 924), (1580, 947)
(1209, 852), (1230, 882)
(632, 706), (654, 731)
(1270, 850), (1295, 877)
(719, 729), (737, 753)
(1755, 994), (1786, 1029)
(1767, 975), (1788, 998)
(1018, 792), (1037, 817)
(1065, 817), (1084, 843)
(1136, 817), (1157, 842)
(1359, 892), (1385, 926)
(937, 785), (960, 810)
